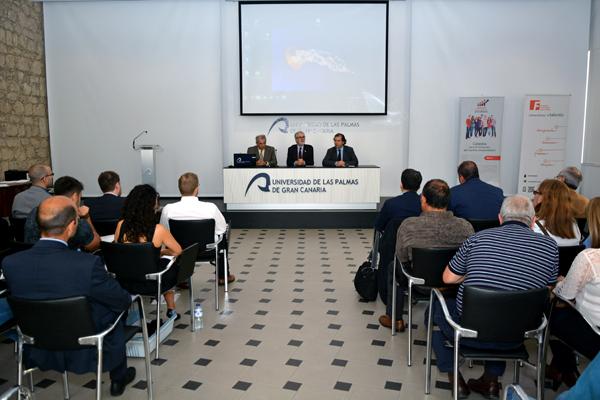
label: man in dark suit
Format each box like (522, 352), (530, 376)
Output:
(322, 133), (358, 167)
(374, 168), (422, 232)
(2, 196), (136, 396)
(449, 161), (504, 220)
(247, 134), (277, 167)
(85, 171), (126, 221)
(286, 131), (314, 167)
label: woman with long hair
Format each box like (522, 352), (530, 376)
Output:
(548, 197), (600, 390)
(532, 179), (581, 246)
(114, 184), (182, 319)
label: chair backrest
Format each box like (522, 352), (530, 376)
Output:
(411, 247), (458, 287)
(558, 245), (586, 276)
(101, 241), (161, 281)
(169, 219), (215, 253)
(468, 219), (500, 233)
(379, 217), (407, 269)
(0, 242), (33, 267)
(93, 219), (119, 237)
(8, 218), (25, 243)
(8, 296), (96, 350)
(176, 243), (200, 284)
(461, 286), (549, 342)
(576, 217), (588, 236)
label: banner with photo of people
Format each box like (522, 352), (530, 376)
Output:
(458, 97), (504, 186)
(517, 95), (570, 196)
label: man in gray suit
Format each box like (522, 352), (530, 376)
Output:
(247, 134), (277, 167)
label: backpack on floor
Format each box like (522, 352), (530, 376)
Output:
(354, 259), (378, 301)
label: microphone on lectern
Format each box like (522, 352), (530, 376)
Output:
(132, 130), (148, 149)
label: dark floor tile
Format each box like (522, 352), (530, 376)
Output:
(294, 279), (304, 283)
(194, 358), (212, 366)
(262, 288), (273, 292)
(289, 323), (303, 330)
(292, 298), (304, 303)
(331, 358), (348, 367)
(384, 381), (402, 391)
(378, 358), (393, 367)
(204, 339), (220, 347)
(325, 298), (337, 303)
(283, 381), (302, 391)
(330, 339), (344, 347)
(414, 339), (427, 346)
(286, 358), (303, 367)
(362, 310), (375, 315)
(288, 339), (303, 347)
(132, 380), (147, 390)
(371, 340), (386, 347)
(175, 323), (189, 329)
(240, 358), (257, 366)
(328, 323), (341, 330)
(326, 310), (339, 315)
(212, 323), (227, 330)
(246, 339), (261, 347)
(163, 339), (179, 346)
(255, 310), (268, 316)
(436, 380), (452, 390)
(35, 379), (56, 389)
(182, 380), (202, 390)
(82, 379), (98, 389)
(291, 310), (304, 315)
(259, 298), (271, 303)
(232, 381), (252, 391)
(293, 288), (304, 292)
(367, 324), (379, 330)
(251, 324), (265, 330)
(334, 381), (352, 391)
(151, 358), (167, 366)
(265, 279), (275, 283)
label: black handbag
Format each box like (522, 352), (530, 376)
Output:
(354, 260), (378, 301)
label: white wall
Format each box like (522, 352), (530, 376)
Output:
(43, 0), (592, 198)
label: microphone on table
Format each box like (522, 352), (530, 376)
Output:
(132, 130), (148, 149)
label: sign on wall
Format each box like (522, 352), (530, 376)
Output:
(458, 97), (504, 186)
(517, 95), (570, 195)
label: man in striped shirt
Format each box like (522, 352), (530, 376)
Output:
(432, 195), (558, 398)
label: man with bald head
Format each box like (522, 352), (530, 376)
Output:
(2, 196), (136, 396)
(11, 164), (53, 218)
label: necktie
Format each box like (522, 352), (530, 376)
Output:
(298, 146), (303, 159)
(337, 149), (341, 161)
(259, 149), (264, 161)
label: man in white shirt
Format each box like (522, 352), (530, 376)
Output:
(160, 172), (233, 285)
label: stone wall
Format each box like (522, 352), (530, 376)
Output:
(0, 0), (50, 179)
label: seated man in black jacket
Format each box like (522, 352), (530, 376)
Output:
(322, 133), (358, 167)
(85, 170), (126, 221)
(2, 196), (135, 396)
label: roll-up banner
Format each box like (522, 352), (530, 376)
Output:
(458, 97), (504, 187)
(517, 95), (570, 195)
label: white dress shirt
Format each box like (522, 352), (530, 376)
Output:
(159, 197), (227, 241)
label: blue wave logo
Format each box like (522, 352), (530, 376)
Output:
(267, 117), (289, 135)
(245, 173), (272, 196)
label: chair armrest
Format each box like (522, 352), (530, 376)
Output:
(145, 257), (177, 281)
(0, 386), (20, 400)
(400, 257), (425, 285)
(206, 235), (223, 251)
(432, 288), (478, 339)
(78, 308), (127, 346)
(554, 292), (600, 337)
(524, 315), (548, 339)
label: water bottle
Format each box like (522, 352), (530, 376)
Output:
(194, 302), (203, 330)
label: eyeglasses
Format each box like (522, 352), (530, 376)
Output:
(533, 190), (542, 196)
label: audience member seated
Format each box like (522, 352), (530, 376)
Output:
(322, 133), (358, 167)
(547, 197), (600, 390)
(556, 352), (600, 400)
(434, 196), (558, 398)
(2, 196), (135, 396)
(85, 170), (126, 221)
(449, 160), (504, 219)
(24, 176), (101, 252)
(159, 172), (234, 285)
(247, 134), (278, 167)
(11, 164), (53, 219)
(532, 179), (581, 246)
(374, 168), (422, 233)
(286, 131), (314, 167)
(378, 179), (474, 331)
(556, 166), (589, 219)
(115, 184), (182, 319)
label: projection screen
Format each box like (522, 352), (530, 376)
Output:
(239, 1), (388, 115)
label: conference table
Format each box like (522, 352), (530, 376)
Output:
(223, 166), (380, 210)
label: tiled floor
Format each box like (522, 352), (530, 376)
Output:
(0, 229), (568, 399)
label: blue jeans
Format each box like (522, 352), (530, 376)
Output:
(430, 296), (521, 376)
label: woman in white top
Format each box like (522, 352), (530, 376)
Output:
(547, 197), (600, 390)
(532, 179), (581, 246)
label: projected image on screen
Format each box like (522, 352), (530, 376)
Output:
(240, 1), (388, 115)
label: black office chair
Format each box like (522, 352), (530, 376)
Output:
(174, 244), (200, 332)
(576, 217), (588, 240)
(92, 219), (119, 237)
(467, 218), (500, 232)
(376, 217), (407, 304)
(558, 245), (585, 276)
(168, 219), (227, 311)
(429, 286), (549, 400)
(8, 218), (25, 243)
(101, 241), (177, 360)
(0, 243), (33, 269)
(8, 295), (153, 400)
(393, 247), (458, 370)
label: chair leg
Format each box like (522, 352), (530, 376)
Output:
(223, 249), (229, 293)
(155, 281), (161, 360)
(214, 247), (219, 311)
(138, 298), (154, 400)
(62, 371), (70, 400)
(16, 336), (23, 400)
(391, 257), (397, 336)
(425, 290), (434, 394)
(453, 331), (460, 400)
(27, 372), (33, 394)
(407, 282), (413, 367)
(513, 360), (520, 384)
(96, 343), (103, 400)
(189, 277), (195, 332)
(468, 360), (473, 368)
(537, 335), (545, 400)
